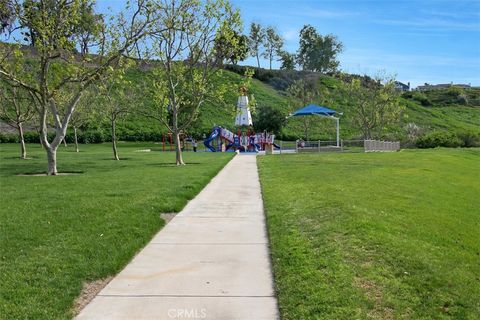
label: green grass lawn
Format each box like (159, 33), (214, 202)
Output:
(0, 142), (233, 319)
(258, 148), (480, 319)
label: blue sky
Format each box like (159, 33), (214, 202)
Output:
(96, 0), (480, 88)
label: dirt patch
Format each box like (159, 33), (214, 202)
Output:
(160, 213), (177, 224)
(73, 276), (113, 315)
(354, 277), (394, 320)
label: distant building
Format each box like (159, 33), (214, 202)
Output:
(415, 82), (471, 91)
(395, 81), (410, 92)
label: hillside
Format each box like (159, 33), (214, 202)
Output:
(116, 68), (480, 141)
(1, 66), (479, 143)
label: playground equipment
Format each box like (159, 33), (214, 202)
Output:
(204, 92), (279, 153)
(203, 126), (277, 152)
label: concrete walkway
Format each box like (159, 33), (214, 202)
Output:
(76, 155), (279, 320)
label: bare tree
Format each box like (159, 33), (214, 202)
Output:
(0, 83), (36, 159)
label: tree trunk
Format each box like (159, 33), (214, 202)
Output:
(112, 117), (119, 160)
(62, 138), (67, 147)
(74, 126), (79, 153)
(46, 146), (58, 175)
(269, 57), (272, 70)
(256, 54), (260, 68)
(18, 122), (27, 159)
(174, 131), (184, 165)
(303, 118), (309, 141)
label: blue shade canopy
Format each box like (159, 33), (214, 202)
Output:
(291, 104), (337, 117)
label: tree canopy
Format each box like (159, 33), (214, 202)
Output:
(297, 24), (343, 73)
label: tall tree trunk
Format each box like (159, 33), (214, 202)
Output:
(74, 126), (79, 153)
(18, 122), (27, 159)
(174, 131), (184, 165)
(256, 54), (260, 68)
(303, 118), (309, 141)
(269, 56), (272, 70)
(111, 117), (119, 160)
(62, 138), (67, 147)
(46, 146), (58, 175)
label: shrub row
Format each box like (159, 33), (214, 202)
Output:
(416, 130), (480, 148)
(0, 129), (166, 144)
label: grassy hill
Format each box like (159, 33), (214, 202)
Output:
(96, 68), (480, 142)
(1, 65), (479, 143)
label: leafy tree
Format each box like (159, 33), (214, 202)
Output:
(75, 1), (104, 54)
(0, 0), (14, 33)
(214, 29), (248, 65)
(0, 82), (36, 159)
(297, 25), (343, 73)
(145, 0), (241, 165)
(0, 0), (159, 175)
(340, 74), (403, 139)
(278, 50), (296, 70)
(248, 22), (265, 68)
(286, 79), (319, 140)
(96, 65), (137, 160)
(254, 105), (285, 135)
(262, 26), (283, 70)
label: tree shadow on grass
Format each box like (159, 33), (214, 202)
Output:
(145, 162), (202, 167)
(16, 171), (84, 176)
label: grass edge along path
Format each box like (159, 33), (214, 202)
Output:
(0, 143), (234, 319)
(258, 148), (480, 320)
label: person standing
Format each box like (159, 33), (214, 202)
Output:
(193, 139), (198, 152)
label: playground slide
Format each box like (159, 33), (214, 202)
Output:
(203, 127), (220, 152)
(273, 143), (281, 149)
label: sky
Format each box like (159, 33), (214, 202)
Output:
(95, 0), (480, 88)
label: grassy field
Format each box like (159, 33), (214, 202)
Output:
(258, 148), (480, 319)
(0, 143), (233, 319)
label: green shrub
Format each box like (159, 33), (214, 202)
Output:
(416, 131), (462, 148)
(0, 133), (18, 143)
(412, 92), (432, 106)
(457, 131), (480, 147)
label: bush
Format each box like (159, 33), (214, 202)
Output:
(0, 133), (18, 143)
(457, 131), (480, 147)
(416, 131), (463, 148)
(412, 92), (432, 106)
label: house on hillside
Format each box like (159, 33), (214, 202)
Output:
(395, 81), (410, 92)
(416, 82), (471, 91)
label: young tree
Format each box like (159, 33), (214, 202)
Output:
(297, 25), (343, 73)
(96, 66), (137, 160)
(341, 75), (403, 139)
(248, 22), (265, 68)
(262, 26), (283, 70)
(286, 79), (319, 140)
(145, 0), (241, 165)
(278, 50), (296, 70)
(0, 83), (36, 159)
(0, 0), (159, 175)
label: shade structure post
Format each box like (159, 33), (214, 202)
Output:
(336, 117), (340, 147)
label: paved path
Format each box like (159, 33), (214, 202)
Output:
(77, 155), (279, 320)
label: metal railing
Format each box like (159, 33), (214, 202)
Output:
(274, 139), (400, 154)
(364, 140), (400, 152)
